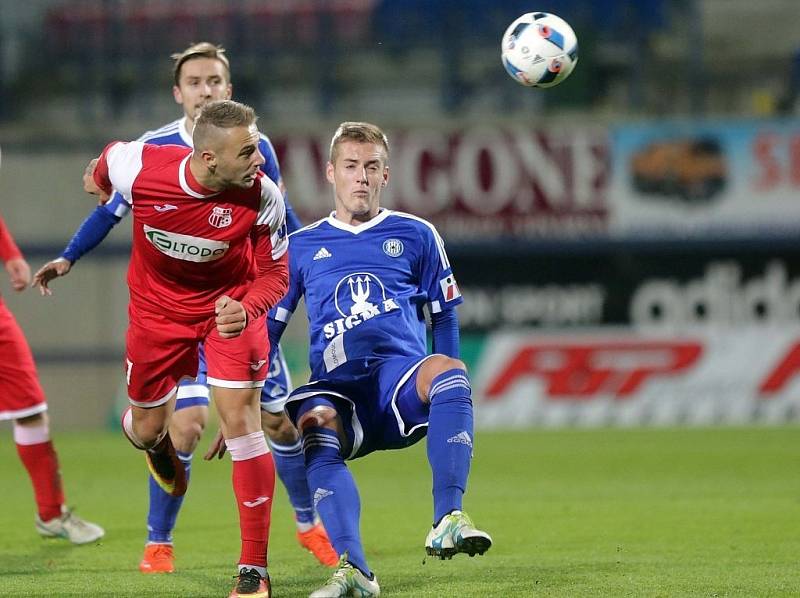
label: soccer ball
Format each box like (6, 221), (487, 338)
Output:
(501, 12), (578, 88)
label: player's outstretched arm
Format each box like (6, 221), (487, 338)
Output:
(32, 258), (72, 296)
(33, 200), (123, 297)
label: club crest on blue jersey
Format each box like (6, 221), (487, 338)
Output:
(208, 206), (233, 228)
(382, 238), (404, 257)
(324, 271), (400, 339)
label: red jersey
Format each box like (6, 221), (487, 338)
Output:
(93, 141), (289, 323)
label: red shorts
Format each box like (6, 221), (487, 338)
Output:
(0, 299), (47, 420)
(125, 308), (269, 407)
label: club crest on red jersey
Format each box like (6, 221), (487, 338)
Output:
(208, 206), (233, 228)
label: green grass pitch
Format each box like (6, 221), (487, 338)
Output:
(1, 427), (799, 597)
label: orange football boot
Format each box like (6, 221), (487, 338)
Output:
(297, 522), (339, 567)
(139, 543), (175, 574)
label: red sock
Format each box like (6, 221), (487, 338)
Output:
(232, 451), (275, 568)
(16, 440), (65, 521)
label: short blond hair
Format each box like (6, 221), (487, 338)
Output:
(329, 121), (389, 163)
(171, 42), (230, 86)
(193, 100), (256, 151)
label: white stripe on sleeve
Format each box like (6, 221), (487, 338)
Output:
(106, 141), (145, 205)
(257, 175), (289, 260)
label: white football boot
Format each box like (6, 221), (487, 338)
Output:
(36, 507), (105, 545)
(309, 556), (380, 597)
(424, 510), (492, 560)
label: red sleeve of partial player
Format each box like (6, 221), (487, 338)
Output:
(92, 142), (118, 195)
(241, 231), (290, 324)
(0, 214), (22, 262)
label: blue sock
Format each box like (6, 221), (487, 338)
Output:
(303, 427), (370, 576)
(269, 437), (315, 526)
(427, 369), (473, 525)
(146, 450), (192, 544)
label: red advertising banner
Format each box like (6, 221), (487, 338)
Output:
(472, 328), (800, 428)
(273, 126), (610, 240)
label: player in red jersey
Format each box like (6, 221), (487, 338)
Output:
(34, 100), (286, 598)
(40, 42), (335, 574)
(0, 213), (104, 545)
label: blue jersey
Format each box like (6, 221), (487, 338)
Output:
(102, 116), (301, 233)
(273, 209), (463, 380)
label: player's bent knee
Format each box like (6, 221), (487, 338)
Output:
(170, 407), (208, 449)
(297, 405), (338, 433)
(134, 424), (168, 450)
(170, 421), (204, 453)
(418, 356), (468, 402)
(427, 355), (467, 376)
(261, 410), (299, 444)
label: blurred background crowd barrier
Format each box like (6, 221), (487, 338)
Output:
(1, 0), (799, 429)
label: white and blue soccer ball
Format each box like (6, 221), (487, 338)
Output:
(501, 12), (578, 88)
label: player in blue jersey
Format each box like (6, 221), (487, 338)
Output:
(33, 42), (336, 575)
(265, 122), (493, 597)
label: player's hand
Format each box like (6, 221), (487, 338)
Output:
(203, 428), (227, 460)
(31, 258), (72, 296)
(83, 158), (110, 205)
(215, 295), (248, 338)
(5, 257), (31, 292)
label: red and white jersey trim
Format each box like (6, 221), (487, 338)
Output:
(206, 376), (267, 389)
(178, 153), (216, 199)
(0, 403), (48, 421)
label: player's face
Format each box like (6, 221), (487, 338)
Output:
(173, 58), (232, 124)
(213, 124), (265, 189)
(327, 141), (388, 224)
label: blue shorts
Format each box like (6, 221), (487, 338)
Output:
(285, 354), (433, 460)
(175, 343), (292, 414)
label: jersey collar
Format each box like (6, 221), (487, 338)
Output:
(178, 153), (219, 198)
(179, 116), (193, 147)
(326, 208), (391, 234)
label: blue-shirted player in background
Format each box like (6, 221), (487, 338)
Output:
(35, 42), (336, 574)
(263, 122), (492, 597)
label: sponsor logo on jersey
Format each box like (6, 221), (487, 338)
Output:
(439, 274), (461, 302)
(382, 238), (404, 257)
(143, 225), (229, 262)
(208, 206), (233, 228)
(323, 272), (400, 339)
(153, 203), (179, 212)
